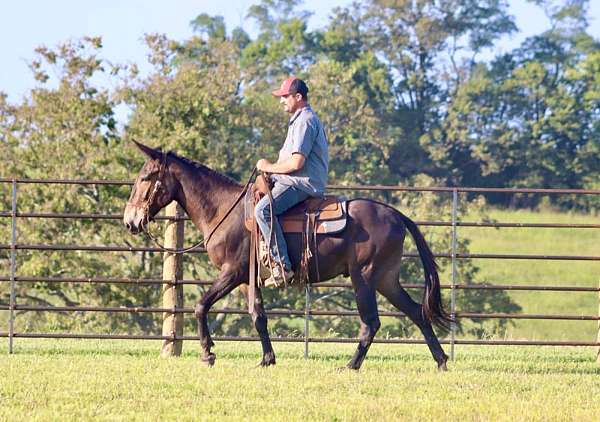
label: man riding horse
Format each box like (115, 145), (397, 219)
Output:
(255, 77), (329, 287)
(123, 78), (451, 370)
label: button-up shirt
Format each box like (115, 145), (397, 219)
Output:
(272, 105), (329, 196)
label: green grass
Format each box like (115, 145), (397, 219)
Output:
(2, 339), (599, 421)
(459, 208), (600, 341)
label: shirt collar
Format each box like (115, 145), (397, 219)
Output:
(288, 104), (311, 126)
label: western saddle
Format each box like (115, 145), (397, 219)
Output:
(244, 175), (347, 312)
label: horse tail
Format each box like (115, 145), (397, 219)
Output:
(398, 212), (453, 332)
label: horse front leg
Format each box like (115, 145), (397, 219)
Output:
(239, 284), (276, 367)
(194, 268), (241, 366)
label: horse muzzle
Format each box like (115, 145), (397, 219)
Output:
(123, 204), (148, 235)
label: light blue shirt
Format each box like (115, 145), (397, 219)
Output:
(272, 105), (329, 197)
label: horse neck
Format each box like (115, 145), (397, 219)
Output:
(169, 159), (242, 236)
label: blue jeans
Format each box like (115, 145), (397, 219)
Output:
(254, 184), (310, 270)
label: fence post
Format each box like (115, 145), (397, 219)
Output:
(304, 285), (311, 359)
(450, 189), (458, 361)
(8, 180), (17, 354)
(161, 201), (184, 357)
(597, 279), (600, 364)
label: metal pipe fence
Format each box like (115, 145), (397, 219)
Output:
(1, 178), (599, 357)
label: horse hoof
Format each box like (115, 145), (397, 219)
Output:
(201, 352), (216, 367)
(438, 361), (448, 372)
(337, 365), (358, 372)
(257, 358), (276, 368)
(258, 353), (276, 367)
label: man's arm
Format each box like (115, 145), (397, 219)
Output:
(256, 153), (305, 174)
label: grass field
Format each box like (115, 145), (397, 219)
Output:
(458, 208), (599, 341)
(2, 339), (599, 421)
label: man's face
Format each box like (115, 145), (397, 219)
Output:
(280, 92), (303, 114)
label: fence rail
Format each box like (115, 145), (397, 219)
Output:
(1, 243), (599, 261)
(1, 304), (598, 321)
(1, 276), (598, 291)
(1, 178), (600, 358)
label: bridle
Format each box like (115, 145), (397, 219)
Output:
(127, 151), (169, 227)
(128, 150), (256, 255)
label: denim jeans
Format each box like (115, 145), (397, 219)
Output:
(254, 183), (310, 270)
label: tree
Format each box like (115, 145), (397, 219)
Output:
(0, 37), (161, 332)
(435, 0), (600, 207)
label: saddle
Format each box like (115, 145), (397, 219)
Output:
(244, 176), (347, 312)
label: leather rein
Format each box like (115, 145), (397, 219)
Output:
(130, 151), (257, 255)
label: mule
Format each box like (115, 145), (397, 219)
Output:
(123, 141), (452, 370)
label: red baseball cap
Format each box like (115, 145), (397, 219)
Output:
(272, 76), (309, 97)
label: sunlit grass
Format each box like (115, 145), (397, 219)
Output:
(460, 208), (600, 341)
(1, 339), (599, 421)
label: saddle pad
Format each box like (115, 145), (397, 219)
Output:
(281, 199), (347, 234)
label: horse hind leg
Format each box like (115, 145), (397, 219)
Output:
(376, 275), (449, 371)
(346, 269), (381, 370)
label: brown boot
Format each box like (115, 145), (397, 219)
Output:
(259, 240), (269, 265)
(264, 265), (294, 288)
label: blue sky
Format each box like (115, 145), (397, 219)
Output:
(1, 0), (599, 103)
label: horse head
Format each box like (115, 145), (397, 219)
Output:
(123, 140), (178, 234)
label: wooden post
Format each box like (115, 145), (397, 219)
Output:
(597, 279), (600, 364)
(8, 180), (17, 354)
(161, 201), (184, 357)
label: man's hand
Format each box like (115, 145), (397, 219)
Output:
(256, 159), (271, 172)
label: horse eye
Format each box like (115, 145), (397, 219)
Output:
(141, 171), (158, 182)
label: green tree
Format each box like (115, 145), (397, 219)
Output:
(0, 37), (161, 333)
(436, 0), (600, 207)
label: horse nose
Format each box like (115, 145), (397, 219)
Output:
(125, 222), (132, 231)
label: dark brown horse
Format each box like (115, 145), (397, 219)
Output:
(123, 141), (452, 370)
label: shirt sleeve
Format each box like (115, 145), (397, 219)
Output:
(290, 116), (316, 157)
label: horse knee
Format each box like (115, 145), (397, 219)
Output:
(359, 317), (380, 340)
(370, 317), (381, 337)
(252, 310), (268, 328)
(373, 317), (381, 333)
(194, 302), (205, 319)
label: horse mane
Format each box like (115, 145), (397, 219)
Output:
(166, 150), (242, 188)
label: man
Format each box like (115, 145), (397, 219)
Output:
(255, 76), (329, 287)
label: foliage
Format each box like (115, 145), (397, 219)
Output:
(429, 0), (600, 208)
(0, 38), (160, 333)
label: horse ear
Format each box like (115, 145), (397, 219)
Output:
(132, 139), (162, 161)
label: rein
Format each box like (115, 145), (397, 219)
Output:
(135, 151), (257, 255)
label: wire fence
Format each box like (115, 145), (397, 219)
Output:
(1, 177), (599, 359)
